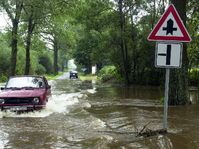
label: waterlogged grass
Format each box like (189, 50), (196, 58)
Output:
(79, 73), (97, 81)
(45, 72), (64, 80)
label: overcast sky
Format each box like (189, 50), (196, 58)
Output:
(0, 12), (10, 31)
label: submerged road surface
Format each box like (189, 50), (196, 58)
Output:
(0, 74), (199, 148)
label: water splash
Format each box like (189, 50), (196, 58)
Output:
(0, 92), (82, 118)
(46, 93), (80, 114)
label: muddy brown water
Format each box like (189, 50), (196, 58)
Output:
(0, 77), (199, 149)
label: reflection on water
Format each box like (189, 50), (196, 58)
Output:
(0, 77), (199, 148)
(86, 85), (199, 148)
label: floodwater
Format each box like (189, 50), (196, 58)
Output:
(0, 75), (199, 149)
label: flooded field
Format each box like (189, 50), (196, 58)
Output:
(0, 77), (199, 149)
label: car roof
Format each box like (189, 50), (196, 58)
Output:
(70, 70), (77, 73)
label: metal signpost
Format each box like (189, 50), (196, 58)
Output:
(163, 68), (169, 129)
(147, 4), (191, 130)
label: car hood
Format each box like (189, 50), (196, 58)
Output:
(0, 89), (46, 98)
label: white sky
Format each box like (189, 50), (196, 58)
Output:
(0, 12), (10, 31)
(0, 1), (169, 31)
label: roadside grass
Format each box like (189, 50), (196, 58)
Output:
(0, 72), (64, 84)
(79, 73), (97, 81)
(45, 72), (64, 80)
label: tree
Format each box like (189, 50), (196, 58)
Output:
(187, 0), (199, 67)
(40, 1), (77, 75)
(118, 0), (130, 85)
(0, 33), (11, 77)
(40, 20), (61, 75)
(0, 0), (23, 76)
(73, 0), (114, 72)
(22, 0), (48, 75)
(168, 0), (190, 105)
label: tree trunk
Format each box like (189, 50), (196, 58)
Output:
(130, 7), (138, 83)
(53, 38), (59, 75)
(118, 0), (130, 85)
(24, 17), (34, 75)
(168, 0), (189, 105)
(152, 0), (156, 29)
(10, 19), (19, 76)
(7, 1), (23, 76)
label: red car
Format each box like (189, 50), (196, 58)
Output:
(0, 76), (51, 112)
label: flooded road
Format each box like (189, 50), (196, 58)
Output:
(0, 75), (199, 149)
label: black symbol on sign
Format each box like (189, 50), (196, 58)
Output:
(163, 19), (177, 35)
(158, 45), (171, 65)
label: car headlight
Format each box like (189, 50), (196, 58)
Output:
(0, 98), (5, 104)
(33, 97), (40, 104)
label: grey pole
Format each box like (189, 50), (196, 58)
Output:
(163, 68), (170, 130)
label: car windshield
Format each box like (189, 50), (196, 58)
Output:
(6, 77), (45, 89)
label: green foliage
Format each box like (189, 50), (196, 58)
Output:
(35, 64), (46, 75)
(98, 65), (121, 83)
(0, 33), (11, 76)
(45, 72), (64, 80)
(79, 73), (97, 81)
(73, 0), (113, 70)
(15, 46), (39, 75)
(189, 68), (199, 86)
(38, 53), (53, 74)
(0, 74), (8, 82)
(187, 1), (199, 67)
(0, 0), (198, 87)
(16, 47), (26, 75)
(29, 50), (39, 74)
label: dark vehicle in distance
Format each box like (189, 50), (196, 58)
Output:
(0, 76), (51, 112)
(69, 70), (78, 79)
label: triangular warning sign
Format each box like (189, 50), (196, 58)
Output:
(148, 4), (191, 42)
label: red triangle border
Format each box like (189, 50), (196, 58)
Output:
(147, 4), (191, 42)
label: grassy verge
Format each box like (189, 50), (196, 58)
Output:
(45, 72), (64, 80)
(79, 73), (97, 81)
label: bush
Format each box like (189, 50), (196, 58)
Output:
(0, 34), (11, 77)
(16, 48), (26, 75)
(0, 75), (8, 82)
(38, 54), (53, 74)
(35, 64), (47, 75)
(98, 65), (120, 82)
(0, 48), (10, 75)
(189, 68), (199, 86)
